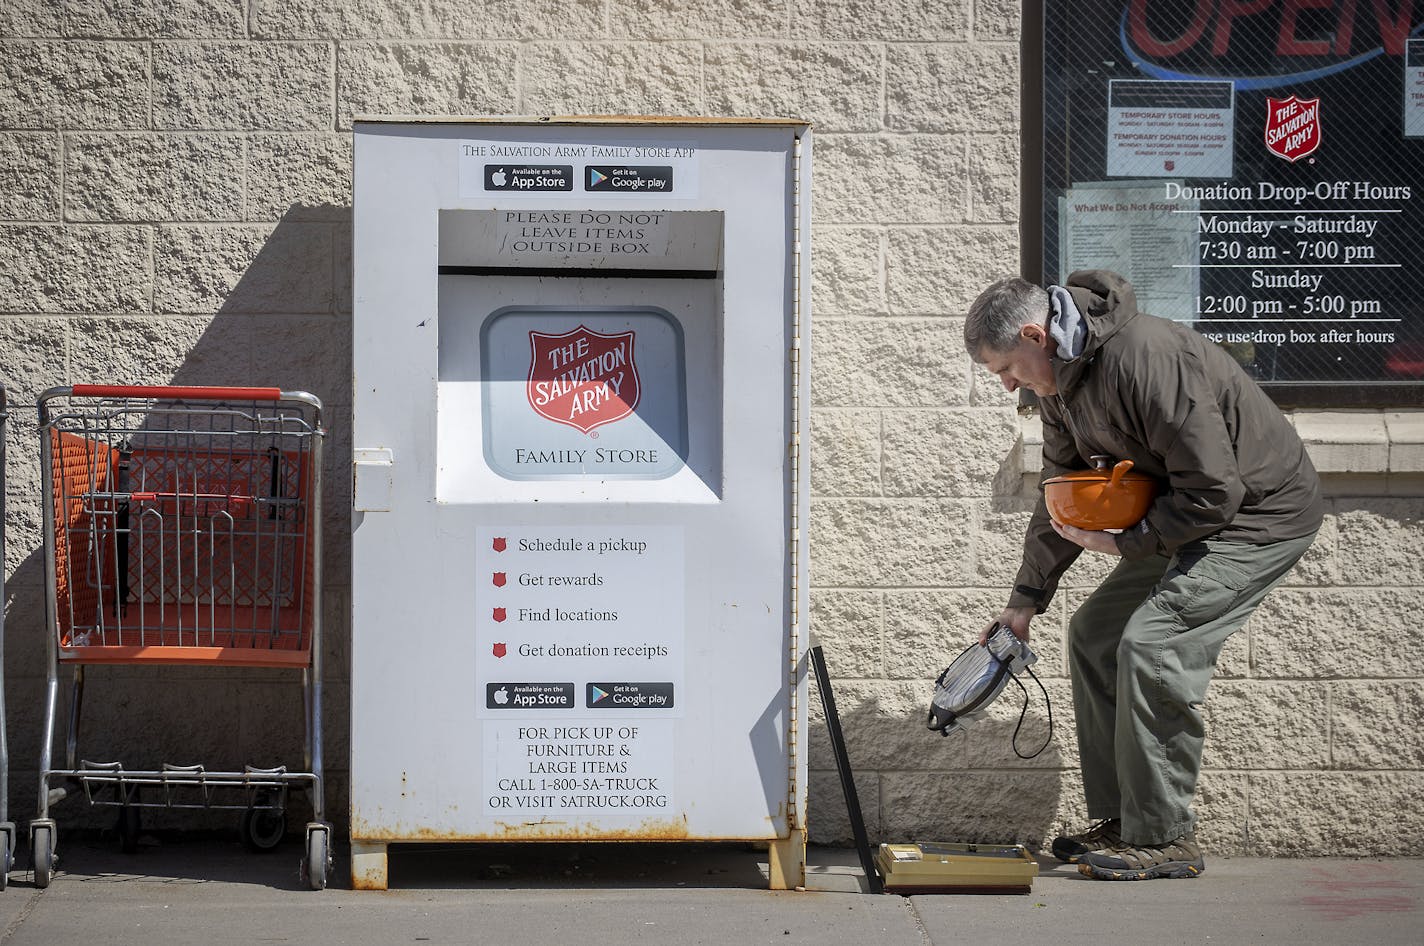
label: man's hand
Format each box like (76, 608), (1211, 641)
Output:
(983, 606), (1036, 645)
(1051, 519), (1123, 556)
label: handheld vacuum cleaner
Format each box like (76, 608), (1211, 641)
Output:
(926, 623), (1052, 758)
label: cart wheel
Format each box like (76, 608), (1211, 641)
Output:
(0, 826), (12, 893)
(31, 825), (55, 889)
(118, 805), (141, 855)
(240, 799), (288, 853)
(303, 828), (329, 891)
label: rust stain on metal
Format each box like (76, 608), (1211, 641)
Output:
(350, 872), (386, 891)
(349, 811), (382, 841)
(351, 809), (708, 843)
(490, 813), (691, 840)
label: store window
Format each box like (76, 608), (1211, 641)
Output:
(1035, 0), (1424, 406)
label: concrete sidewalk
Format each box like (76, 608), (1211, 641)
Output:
(0, 836), (1419, 945)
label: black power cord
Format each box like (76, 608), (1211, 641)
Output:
(1007, 664), (1054, 759)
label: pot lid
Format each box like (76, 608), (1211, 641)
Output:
(1043, 456), (1157, 487)
(1043, 468), (1157, 485)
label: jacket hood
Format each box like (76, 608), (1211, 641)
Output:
(1053, 269), (1142, 394)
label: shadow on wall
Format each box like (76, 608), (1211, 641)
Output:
(3, 205), (355, 845)
(990, 428), (1045, 511)
(807, 669), (1063, 852)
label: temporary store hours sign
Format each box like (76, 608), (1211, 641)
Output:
(1044, 1), (1424, 403)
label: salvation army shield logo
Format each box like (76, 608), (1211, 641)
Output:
(527, 326), (640, 434)
(492, 642), (507, 658)
(1264, 96), (1321, 162)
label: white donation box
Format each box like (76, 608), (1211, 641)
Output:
(350, 119), (812, 890)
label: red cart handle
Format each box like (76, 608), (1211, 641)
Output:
(70, 384), (284, 401)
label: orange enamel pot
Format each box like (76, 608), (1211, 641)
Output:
(1043, 456), (1159, 531)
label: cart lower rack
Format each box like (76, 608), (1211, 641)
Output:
(36, 385), (330, 889)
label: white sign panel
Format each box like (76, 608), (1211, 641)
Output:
(478, 308), (688, 480)
(438, 207), (723, 272)
(459, 139), (700, 199)
(474, 525), (684, 719)
(1406, 39), (1424, 138)
(483, 718), (674, 821)
(1107, 79), (1234, 179)
(1059, 181), (1200, 322)
(493, 209), (674, 262)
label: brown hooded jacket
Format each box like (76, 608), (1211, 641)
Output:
(1007, 270), (1324, 613)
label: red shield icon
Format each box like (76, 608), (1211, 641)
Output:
(492, 537), (507, 552)
(527, 325), (640, 434)
(1163, 160), (1174, 172)
(492, 608), (506, 623)
(492, 642), (507, 658)
(1264, 96), (1321, 162)
(492, 572), (507, 587)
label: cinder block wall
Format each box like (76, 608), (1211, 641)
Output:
(1, 3), (1419, 856)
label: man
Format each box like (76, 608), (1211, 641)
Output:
(965, 271), (1322, 881)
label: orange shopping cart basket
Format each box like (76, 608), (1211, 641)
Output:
(35, 385), (330, 889)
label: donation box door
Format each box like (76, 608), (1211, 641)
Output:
(350, 118), (811, 890)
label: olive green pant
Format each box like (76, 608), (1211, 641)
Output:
(1067, 532), (1317, 846)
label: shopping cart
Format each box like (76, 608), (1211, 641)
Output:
(35, 385), (329, 889)
(0, 384), (13, 890)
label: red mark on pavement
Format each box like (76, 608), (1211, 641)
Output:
(1301, 864), (1416, 920)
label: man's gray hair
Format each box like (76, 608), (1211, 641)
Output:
(964, 277), (1050, 361)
